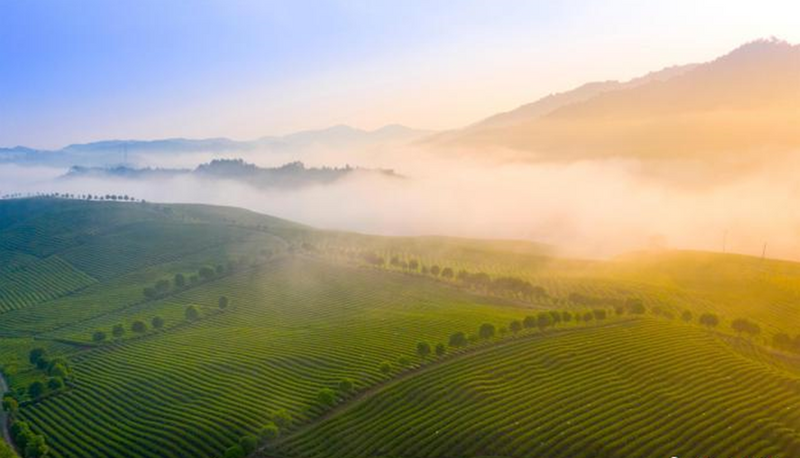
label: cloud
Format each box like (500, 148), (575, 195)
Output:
(3, 146), (800, 261)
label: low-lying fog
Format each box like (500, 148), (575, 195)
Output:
(3, 144), (799, 261)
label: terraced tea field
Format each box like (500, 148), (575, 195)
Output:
(1, 198), (799, 458)
(277, 318), (800, 458)
(11, 256), (533, 458)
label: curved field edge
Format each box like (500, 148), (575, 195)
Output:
(273, 319), (800, 458)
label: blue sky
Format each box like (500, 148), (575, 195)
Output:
(1, 0), (798, 148)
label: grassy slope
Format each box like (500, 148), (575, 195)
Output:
(313, 232), (800, 334)
(1, 198), (799, 458)
(17, 257), (531, 458)
(278, 319), (800, 458)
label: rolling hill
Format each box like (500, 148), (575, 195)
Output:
(0, 198), (798, 458)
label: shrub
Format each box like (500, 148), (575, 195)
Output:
(479, 323), (496, 339)
(185, 306), (200, 321)
(259, 421), (280, 442)
(47, 377), (64, 391)
(269, 408), (291, 428)
(379, 361), (392, 374)
(536, 312), (552, 331)
(151, 316), (165, 330)
(509, 320), (522, 334)
(239, 435), (258, 454)
(626, 298), (646, 314)
(112, 324), (125, 339)
(92, 331), (107, 342)
(29, 348), (46, 366)
(131, 321), (147, 334)
(223, 444), (245, 458)
(416, 341), (431, 359)
(28, 381), (45, 399)
(338, 378), (355, 393)
(218, 296), (229, 309)
(317, 388), (337, 407)
(435, 343), (446, 357)
(448, 332), (468, 347)
(523, 316), (536, 329)
(699, 313), (719, 328)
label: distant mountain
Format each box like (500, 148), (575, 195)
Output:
(432, 38), (800, 162)
(0, 125), (430, 168)
(64, 159), (401, 189)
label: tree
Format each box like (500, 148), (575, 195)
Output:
(593, 309), (607, 320)
(185, 305), (200, 321)
(155, 279), (170, 294)
(223, 445), (245, 458)
(112, 323), (125, 339)
(397, 356), (411, 367)
(47, 377), (64, 391)
(416, 341), (431, 359)
(317, 388), (337, 407)
(699, 313), (719, 328)
(626, 298), (646, 315)
(218, 296), (229, 309)
(92, 331), (107, 342)
(174, 273), (186, 289)
(562, 311), (573, 323)
(448, 332), (468, 347)
(24, 434), (48, 458)
(583, 311), (594, 322)
(151, 316), (165, 330)
(441, 267), (454, 279)
(269, 408), (291, 428)
(2, 396), (18, 415)
(338, 378), (355, 393)
(259, 421), (280, 442)
(29, 348), (46, 366)
(479, 323), (496, 339)
(408, 259), (419, 270)
(731, 318), (760, 337)
(773, 333), (792, 350)
(28, 381), (45, 399)
(509, 320), (522, 334)
(435, 343), (446, 357)
(239, 435), (258, 454)
(131, 321), (147, 334)
(379, 361), (392, 374)
(48, 362), (68, 378)
(523, 315), (536, 329)
(199, 266), (215, 281)
(681, 310), (693, 323)
(143, 287), (156, 299)
(35, 357), (50, 371)
(536, 312), (552, 332)
(430, 265), (441, 276)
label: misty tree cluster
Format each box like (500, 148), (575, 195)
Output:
(0, 192), (142, 202)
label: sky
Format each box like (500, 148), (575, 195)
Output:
(2, 0), (799, 149)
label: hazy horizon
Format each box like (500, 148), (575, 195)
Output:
(3, 0), (800, 149)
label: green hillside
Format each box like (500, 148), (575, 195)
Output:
(0, 198), (798, 458)
(278, 319), (800, 458)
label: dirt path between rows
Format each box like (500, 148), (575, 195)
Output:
(257, 319), (637, 457)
